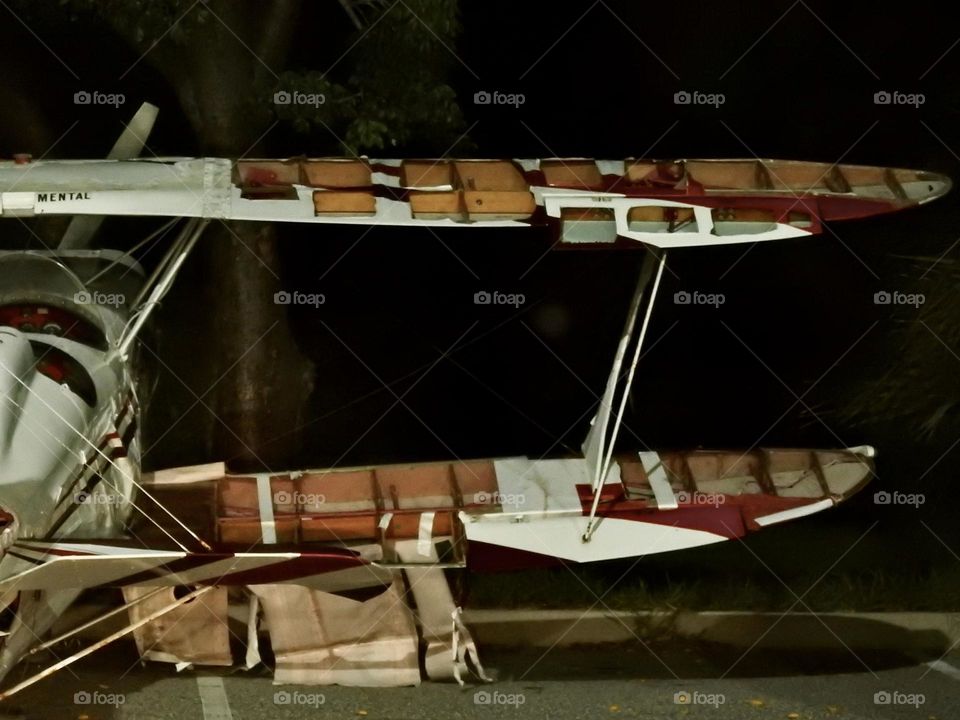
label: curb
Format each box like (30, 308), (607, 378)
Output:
(54, 603), (960, 656)
(463, 609), (960, 653)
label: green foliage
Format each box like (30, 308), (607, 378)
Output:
(13, 0), (469, 155)
(275, 0), (469, 154)
(834, 256), (960, 443)
(51, 0), (210, 48)
(21, 0), (468, 154)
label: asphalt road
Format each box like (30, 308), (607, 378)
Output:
(1, 639), (956, 719)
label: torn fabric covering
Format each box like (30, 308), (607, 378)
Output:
(249, 578), (421, 687)
(119, 566), (488, 683)
(121, 586), (232, 666)
(394, 540), (489, 684)
(244, 592), (262, 670)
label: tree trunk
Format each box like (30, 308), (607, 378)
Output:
(151, 0), (314, 471)
(204, 223), (315, 470)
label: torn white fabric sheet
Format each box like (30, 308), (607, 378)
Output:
(249, 580), (420, 687)
(245, 593), (261, 670)
(394, 540), (487, 683)
(122, 586), (232, 667)
(452, 606), (491, 686)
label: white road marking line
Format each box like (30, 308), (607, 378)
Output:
(926, 659), (960, 681)
(197, 676), (234, 720)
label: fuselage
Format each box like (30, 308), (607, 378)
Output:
(0, 252), (141, 576)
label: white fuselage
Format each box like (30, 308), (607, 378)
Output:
(0, 254), (140, 576)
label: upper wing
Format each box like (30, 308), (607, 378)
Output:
(0, 156), (949, 249)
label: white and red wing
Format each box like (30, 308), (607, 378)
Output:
(0, 156), (949, 249)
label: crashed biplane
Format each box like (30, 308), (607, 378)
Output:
(0, 103), (949, 694)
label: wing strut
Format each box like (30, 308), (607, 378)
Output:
(117, 216), (210, 358)
(25, 586), (169, 657)
(581, 247), (667, 542)
(0, 586), (214, 700)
